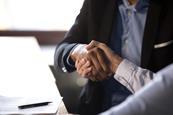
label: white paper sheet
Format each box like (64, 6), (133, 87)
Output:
(0, 37), (62, 114)
(0, 96), (63, 114)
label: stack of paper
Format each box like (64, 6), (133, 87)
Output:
(0, 37), (62, 114)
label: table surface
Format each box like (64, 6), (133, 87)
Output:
(57, 101), (68, 114)
(0, 37), (68, 114)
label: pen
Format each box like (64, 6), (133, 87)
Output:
(18, 101), (52, 109)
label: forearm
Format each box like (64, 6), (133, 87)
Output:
(101, 64), (173, 115)
(54, 43), (77, 73)
(114, 59), (155, 93)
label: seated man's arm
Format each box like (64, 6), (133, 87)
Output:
(54, 43), (78, 73)
(115, 59), (155, 93)
(85, 40), (156, 93)
(101, 64), (173, 115)
(54, 0), (89, 73)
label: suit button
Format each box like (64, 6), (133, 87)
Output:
(62, 67), (67, 72)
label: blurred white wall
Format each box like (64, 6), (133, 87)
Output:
(0, 0), (84, 31)
(0, 0), (11, 29)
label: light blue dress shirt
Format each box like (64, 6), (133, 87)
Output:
(67, 0), (150, 111)
(119, 0), (149, 65)
(102, 0), (150, 111)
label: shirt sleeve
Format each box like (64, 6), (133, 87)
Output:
(100, 65), (173, 115)
(66, 44), (87, 67)
(114, 59), (156, 93)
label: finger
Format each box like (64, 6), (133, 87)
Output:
(98, 43), (123, 72)
(77, 60), (93, 77)
(89, 76), (97, 82)
(75, 58), (86, 70)
(81, 67), (92, 77)
(89, 70), (108, 81)
(89, 47), (110, 77)
(98, 71), (109, 80)
(81, 60), (93, 76)
(87, 41), (115, 63)
(76, 65), (83, 77)
(91, 73), (106, 81)
(95, 48), (110, 74)
(77, 67), (89, 77)
(81, 60), (92, 70)
(87, 41), (113, 60)
(75, 59), (79, 69)
(76, 59), (86, 76)
(86, 40), (99, 50)
(78, 59), (92, 73)
(96, 43), (115, 60)
(87, 51), (106, 80)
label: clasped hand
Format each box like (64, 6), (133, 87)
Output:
(70, 40), (122, 81)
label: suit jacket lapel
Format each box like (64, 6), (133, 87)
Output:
(98, 0), (117, 44)
(141, 0), (162, 68)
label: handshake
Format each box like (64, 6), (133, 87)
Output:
(70, 40), (123, 81)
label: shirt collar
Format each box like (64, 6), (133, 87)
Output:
(121, 0), (149, 11)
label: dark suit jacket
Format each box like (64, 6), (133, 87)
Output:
(54, 0), (173, 114)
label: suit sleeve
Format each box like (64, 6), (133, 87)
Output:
(54, 0), (89, 73)
(101, 64), (173, 115)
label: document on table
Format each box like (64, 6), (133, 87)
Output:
(0, 96), (63, 114)
(0, 37), (62, 114)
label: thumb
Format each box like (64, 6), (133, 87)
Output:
(86, 40), (99, 50)
(96, 43), (116, 60)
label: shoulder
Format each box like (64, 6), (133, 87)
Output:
(156, 64), (173, 89)
(157, 64), (173, 80)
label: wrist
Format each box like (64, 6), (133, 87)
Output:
(70, 53), (77, 62)
(111, 55), (123, 74)
(70, 44), (87, 62)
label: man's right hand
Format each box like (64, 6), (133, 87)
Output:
(70, 45), (94, 78)
(70, 41), (123, 81)
(86, 40), (123, 74)
(70, 44), (110, 81)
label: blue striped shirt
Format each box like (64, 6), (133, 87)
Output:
(103, 0), (149, 111)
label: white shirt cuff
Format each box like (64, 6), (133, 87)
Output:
(115, 59), (136, 81)
(71, 44), (88, 55)
(66, 44), (87, 66)
(114, 59), (136, 93)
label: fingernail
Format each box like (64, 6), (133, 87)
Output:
(86, 61), (90, 65)
(81, 58), (85, 63)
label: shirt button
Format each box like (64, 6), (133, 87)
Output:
(62, 67), (67, 72)
(124, 39), (128, 44)
(127, 10), (131, 16)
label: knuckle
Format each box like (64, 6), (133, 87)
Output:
(97, 66), (103, 72)
(100, 43), (106, 47)
(91, 40), (96, 43)
(87, 51), (93, 55)
(104, 67), (110, 73)
(92, 70), (97, 76)
(77, 70), (81, 74)
(81, 73), (85, 77)
(75, 63), (78, 68)
(94, 47), (100, 51)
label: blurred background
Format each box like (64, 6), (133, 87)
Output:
(0, 0), (87, 113)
